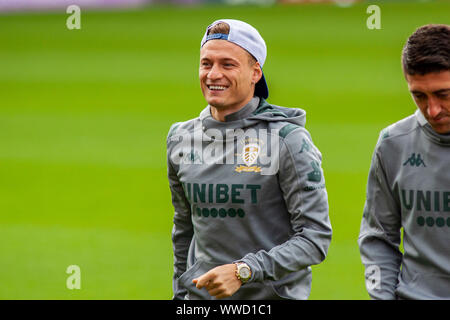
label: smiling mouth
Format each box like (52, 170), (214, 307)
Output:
(431, 114), (449, 122)
(207, 85), (228, 91)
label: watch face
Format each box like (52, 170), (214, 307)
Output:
(239, 266), (251, 279)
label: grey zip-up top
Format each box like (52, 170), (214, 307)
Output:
(358, 110), (450, 300)
(167, 97), (332, 300)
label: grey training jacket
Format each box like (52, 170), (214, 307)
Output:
(167, 97), (332, 300)
(358, 110), (450, 300)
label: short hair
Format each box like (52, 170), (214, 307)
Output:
(207, 22), (257, 66)
(402, 24), (450, 75)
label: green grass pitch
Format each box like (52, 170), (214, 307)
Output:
(0, 1), (449, 299)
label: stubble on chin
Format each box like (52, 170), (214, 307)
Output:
(209, 101), (227, 110)
(205, 94), (228, 110)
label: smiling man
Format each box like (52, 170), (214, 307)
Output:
(199, 37), (261, 121)
(358, 24), (450, 300)
(166, 19), (331, 300)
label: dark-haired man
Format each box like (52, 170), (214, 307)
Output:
(167, 19), (331, 300)
(358, 24), (450, 300)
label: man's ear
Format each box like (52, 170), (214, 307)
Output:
(252, 62), (263, 84)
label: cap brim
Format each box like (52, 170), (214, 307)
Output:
(255, 71), (268, 99)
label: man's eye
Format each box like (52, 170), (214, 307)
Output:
(414, 93), (426, 100)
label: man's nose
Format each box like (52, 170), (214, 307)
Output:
(427, 97), (442, 118)
(207, 64), (223, 80)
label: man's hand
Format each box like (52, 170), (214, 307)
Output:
(193, 264), (242, 299)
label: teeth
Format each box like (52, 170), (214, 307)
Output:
(209, 85), (227, 90)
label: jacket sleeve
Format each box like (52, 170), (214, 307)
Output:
(167, 125), (194, 300)
(357, 137), (403, 300)
(239, 127), (332, 282)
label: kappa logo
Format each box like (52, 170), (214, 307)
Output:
(307, 160), (322, 182)
(403, 153), (426, 167)
(298, 138), (311, 154)
(183, 149), (201, 164)
(381, 128), (390, 140)
(235, 143), (262, 173)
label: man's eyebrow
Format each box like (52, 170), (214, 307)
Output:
(200, 56), (239, 63)
(410, 88), (450, 95)
(433, 88), (450, 94)
(221, 57), (239, 62)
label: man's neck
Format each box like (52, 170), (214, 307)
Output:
(210, 96), (254, 122)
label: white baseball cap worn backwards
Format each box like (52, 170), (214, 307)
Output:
(200, 19), (269, 99)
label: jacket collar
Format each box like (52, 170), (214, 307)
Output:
(415, 109), (450, 145)
(199, 97), (260, 122)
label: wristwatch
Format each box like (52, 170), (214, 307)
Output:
(235, 262), (252, 284)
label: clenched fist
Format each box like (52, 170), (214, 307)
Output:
(193, 264), (242, 299)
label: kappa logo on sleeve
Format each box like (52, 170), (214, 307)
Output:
(304, 160), (325, 191)
(307, 160), (322, 182)
(380, 128), (390, 140)
(298, 138), (311, 154)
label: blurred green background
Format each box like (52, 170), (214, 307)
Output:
(1, 1), (449, 299)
